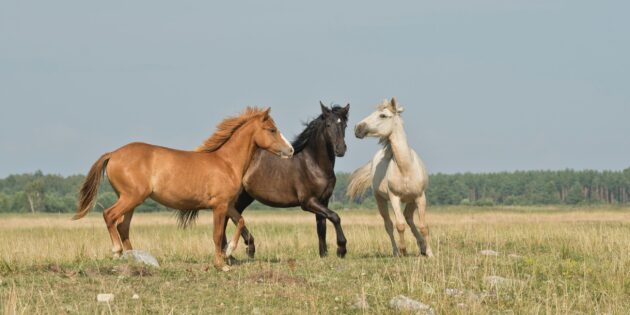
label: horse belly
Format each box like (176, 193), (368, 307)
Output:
(245, 181), (300, 207)
(151, 166), (235, 210)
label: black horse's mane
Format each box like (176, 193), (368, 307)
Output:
(291, 105), (347, 154)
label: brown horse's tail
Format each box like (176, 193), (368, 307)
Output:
(73, 153), (111, 220)
(347, 160), (373, 201)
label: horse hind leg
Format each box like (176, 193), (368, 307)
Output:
(416, 193), (434, 257)
(103, 197), (142, 258)
(117, 209), (136, 251)
(403, 202), (426, 256)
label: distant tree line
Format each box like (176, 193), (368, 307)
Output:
(1, 168), (629, 213)
(336, 169), (630, 208)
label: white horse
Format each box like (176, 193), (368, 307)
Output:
(347, 97), (433, 257)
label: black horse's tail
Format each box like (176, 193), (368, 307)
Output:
(176, 210), (200, 228)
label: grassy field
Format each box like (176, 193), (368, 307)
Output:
(1, 206), (630, 314)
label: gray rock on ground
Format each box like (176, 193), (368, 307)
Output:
(479, 249), (500, 256)
(121, 250), (160, 267)
(389, 295), (434, 315)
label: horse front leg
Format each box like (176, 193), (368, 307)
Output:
(388, 193), (407, 256)
(315, 214), (328, 257)
(212, 204), (230, 271)
(234, 192), (256, 258)
(375, 194), (398, 256)
(302, 198), (347, 258)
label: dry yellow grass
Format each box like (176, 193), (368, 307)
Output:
(1, 206), (630, 314)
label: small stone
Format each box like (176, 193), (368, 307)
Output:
(121, 250), (160, 267)
(97, 294), (114, 303)
(389, 295), (434, 315)
(132, 294), (140, 300)
(480, 250), (499, 256)
(508, 254), (522, 259)
(445, 288), (462, 297)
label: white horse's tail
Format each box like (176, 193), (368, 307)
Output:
(347, 161), (373, 200)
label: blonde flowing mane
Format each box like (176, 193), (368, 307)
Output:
(195, 107), (267, 153)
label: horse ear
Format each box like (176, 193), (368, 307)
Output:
(320, 101), (331, 116)
(261, 107), (271, 121)
(390, 97), (404, 114)
(341, 103), (350, 118)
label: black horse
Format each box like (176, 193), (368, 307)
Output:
(223, 103), (350, 258)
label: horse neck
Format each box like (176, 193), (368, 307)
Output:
(386, 118), (414, 174)
(214, 122), (258, 178)
(305, 130), (335, 175)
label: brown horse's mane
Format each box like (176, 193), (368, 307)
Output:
(195, 107), (267, 153)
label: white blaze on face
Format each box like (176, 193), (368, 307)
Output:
(337, 118), (341, 123)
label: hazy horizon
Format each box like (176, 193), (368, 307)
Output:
(1, 1), (628, 178)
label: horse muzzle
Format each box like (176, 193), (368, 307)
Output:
(335, 143), (347, 157)
(354, 123), (368, 139)
(278, 147), (294, 159)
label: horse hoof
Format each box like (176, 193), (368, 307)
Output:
(246, 246), (256, 259)
(214, 264), (231, 272)
(226, 256), (238, 266)
(421, 250), (435, 258)
(336, 248), (347, 258)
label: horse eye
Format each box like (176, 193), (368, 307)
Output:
(268, 128), (277, 133)
(380, 114), (388, 118)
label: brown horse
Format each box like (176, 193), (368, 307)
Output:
(72, 107), (294, 270)
(223, 103), (350, 258)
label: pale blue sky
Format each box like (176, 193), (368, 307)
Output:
(1, 0), (628, 177)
